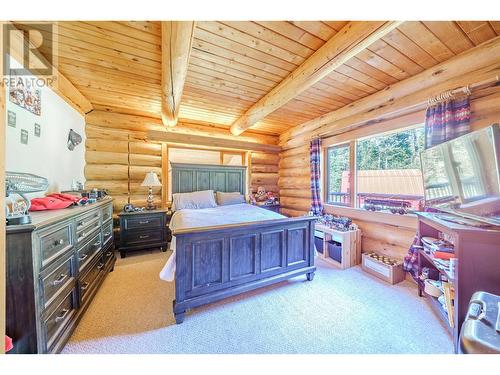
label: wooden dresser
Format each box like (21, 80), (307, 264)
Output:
(118, 209), (170, 258)
(5, 198), (115, 354)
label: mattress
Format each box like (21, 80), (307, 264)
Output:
(159, 204), (285, 281)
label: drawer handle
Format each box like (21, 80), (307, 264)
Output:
(78, 231), (86, 239)
(53, 239), (64, 247)
(81, 281), (90, 291)
(104, 231), (111, 237)
(139, 235), (150, 239)
(52, 273), (68, 286)
(97, 263), (104, 270)
(79, 254), (88, 261)
(77, 221), (86, 228)
(55, 308), (69, 323)
(106, 251), (113, 257)
(93, 240), (102, 247)
(139, 220), (149, 225)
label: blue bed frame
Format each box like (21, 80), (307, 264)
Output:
(170, 163), (316, 323)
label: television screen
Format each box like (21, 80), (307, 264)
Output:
(420, 124), (500, 226)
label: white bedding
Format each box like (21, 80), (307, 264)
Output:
(159, 204), (285, 281)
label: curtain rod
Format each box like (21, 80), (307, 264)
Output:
(312, 74), (500, 141)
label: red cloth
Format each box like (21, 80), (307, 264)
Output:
(29, 193), (79, 211)
(5, 335), (13, 352)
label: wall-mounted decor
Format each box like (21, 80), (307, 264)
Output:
(34, 123), (41, 137)
(9, 76), (42, 116)
(7, 110), (16, 127)
(67, 129), (82, 150)
(20, 129), (29, 145)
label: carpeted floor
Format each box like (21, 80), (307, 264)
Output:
(62, 250), (453, 354)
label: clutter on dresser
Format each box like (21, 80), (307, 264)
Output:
(250, 185), (279, 206)
(361, 252), (405, 285)
(123, 203), (145, 213)
(5, 171), (49, 225)
(315, 213), (355, 232)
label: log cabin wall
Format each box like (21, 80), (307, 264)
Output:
(84, 110), (281, 216)
(278, 84), (500, 261)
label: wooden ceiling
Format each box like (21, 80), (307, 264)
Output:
(17, 21), (500, 136)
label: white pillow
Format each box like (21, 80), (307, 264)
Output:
(171, 190), (218, 211)
(216, 191), (246, 206)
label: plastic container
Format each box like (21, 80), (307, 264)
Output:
(460, 291), (500, 354)
(314, 230), (324, 254)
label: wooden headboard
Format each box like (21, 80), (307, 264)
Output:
(171, 163), (247, 195)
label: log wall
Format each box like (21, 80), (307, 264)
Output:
(84, 110), (281, 216)
(278, 83), (500, 260)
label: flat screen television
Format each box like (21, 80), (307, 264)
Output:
(420, 124), (500, 226)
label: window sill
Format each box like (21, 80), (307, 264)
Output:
(323, 204), (418, 230)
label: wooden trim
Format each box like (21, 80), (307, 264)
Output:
(161, 143), (168, 207)
(0, 21), (6, 354)
(230, 21), (402, 135)
(323, 204), (418, 230)
(349, 140), (356, 208)
(7, 22), (93, 115)
(280, 36), (500, 147)
(148, 130), (281, 153)
(161, 21), (196, 127)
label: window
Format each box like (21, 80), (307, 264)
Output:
(356, 126), (425, 213)
(326, 144), (351, 206)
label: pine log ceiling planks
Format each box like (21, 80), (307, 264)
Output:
(14, 21), (499, 136)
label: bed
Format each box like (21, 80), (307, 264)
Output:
(161, 163), (316, 323)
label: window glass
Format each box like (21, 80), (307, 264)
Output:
(326, 144), (351, 206)
(356, 126), (425, 213)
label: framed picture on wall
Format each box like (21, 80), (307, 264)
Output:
(21, 129), (29, 145)
(8, 110), (16, 127)
(9, 76), (42, 116)
(34, 123), (41, 137)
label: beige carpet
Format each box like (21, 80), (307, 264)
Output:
(62, 249), (453, 354)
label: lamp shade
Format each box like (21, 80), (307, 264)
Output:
(141, 172), (162, 187)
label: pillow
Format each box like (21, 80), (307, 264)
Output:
(171, 190), (218, 211)
(216, 191), (246, 206)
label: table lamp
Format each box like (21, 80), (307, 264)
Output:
(141, 172), (162, 210)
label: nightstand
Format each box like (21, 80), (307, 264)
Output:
(258, 204), (281, 214)
(118, 209), (171, 258)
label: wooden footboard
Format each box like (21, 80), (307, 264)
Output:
(172, 216), (316, 323)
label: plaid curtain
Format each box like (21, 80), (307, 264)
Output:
(310, 138), (323, 215)
(424, 96), (471, 149)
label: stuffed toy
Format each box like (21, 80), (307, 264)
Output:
(255, 186), (268, 203)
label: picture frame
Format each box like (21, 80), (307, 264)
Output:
(21, 129), (29, 145)
(8, 110), (16, 128)
(34, 123), (41, 137)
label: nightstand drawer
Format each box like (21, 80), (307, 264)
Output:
(123, 215), (162, 230)
(123, 230), (162, 246)
(39, 223), (73, 269)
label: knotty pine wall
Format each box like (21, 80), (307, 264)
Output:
(278, 89), (500, 260)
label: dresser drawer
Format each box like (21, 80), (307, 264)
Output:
(40, 253), (75, 310)
(75, 211), (101, 245)
(123, 230), (163, 246)
(103, 247), (115, 268)
(38, 223), (73, 269)
(77, 232), (102, 272)
(79, 257), (104, 305)
(123, 215), (162, 230)
(43, 288), (77, 353)
(102, 219), (113, 247)
(101, 204), (113, 223)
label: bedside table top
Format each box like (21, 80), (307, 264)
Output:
(118, 208), (171, 217)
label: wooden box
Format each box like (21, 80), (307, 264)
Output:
(361, 252), (405, 284)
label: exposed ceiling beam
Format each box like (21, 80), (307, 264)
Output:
(229, 21), (403, 135)
(161, 21), (196, 127)
(279, 35), (500, 148)
(8, 23), (93, 115)
(147, 130), (281, 154)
